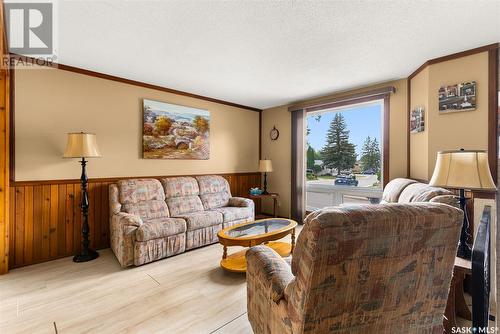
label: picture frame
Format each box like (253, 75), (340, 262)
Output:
(142, 99), (210, 159)
(410, 107), (425, 133)
(438, 81), (476, 113)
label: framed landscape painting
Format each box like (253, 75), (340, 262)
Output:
(143, 99), (210, 159)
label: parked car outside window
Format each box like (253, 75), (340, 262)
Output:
(334, 174), (358, 186)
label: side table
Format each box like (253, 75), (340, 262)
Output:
(443, 257), (472, 333)
(249, 193), (279, 217)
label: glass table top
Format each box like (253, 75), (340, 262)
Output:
(225, 219), (292, 238)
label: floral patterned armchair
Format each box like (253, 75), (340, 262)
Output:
(246, 203), (462, 333)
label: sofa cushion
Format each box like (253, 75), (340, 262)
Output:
(382, 178), (417, 203)
(196, 175), (231, 209)
(135, 218), (187, 242)
(166, 196), (204, 216)
(161, 177), (200, 198)
(398, 183), (429, 203)
(413, 188), (453, 202)
(210, 207), (253, 223)
(200, 192), (231, 210)
(430, 195), (459, 208)
(117, 179), (165, 204)
(197, 175), (231, 194)
(122, 200), (170, 220)
(398, 183), (452, 203)
(161, 177), (205, 216)
(175, 211), (223, 230)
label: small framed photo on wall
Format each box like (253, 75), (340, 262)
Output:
(438, 81), (476, 113)
(410, 107), (424, 133)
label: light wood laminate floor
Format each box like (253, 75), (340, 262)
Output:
(0, 232), (299, 334)
(0, 226), (478, 333)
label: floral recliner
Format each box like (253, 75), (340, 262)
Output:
(246, 203), (462, 333)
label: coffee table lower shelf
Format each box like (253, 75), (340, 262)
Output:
(220, 241), (291, 273)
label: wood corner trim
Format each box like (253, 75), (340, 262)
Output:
(8, 53), (262, 113)
(487, 48), (498, 185)
(0, 0), (10, 275)
(383, 95), (390, 187)
(406, 78), (411, 178)
(408, 43), (500, 80)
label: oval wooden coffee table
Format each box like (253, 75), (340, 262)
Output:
(217, 218), (297, 273)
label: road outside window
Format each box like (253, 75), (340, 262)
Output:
(306, 100), (384, 210)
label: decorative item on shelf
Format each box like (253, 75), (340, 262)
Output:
(142, 99), (210, 160)
(259, 159), (273, 195)
(438, 81), (476, 113)
(249, 188), (263, 195)
(270, 126), (279, 141)
(429, 149), (495, 259)
(410, 107), (424, 133)
(63, 132), (102, 262)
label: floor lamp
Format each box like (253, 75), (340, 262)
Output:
(429, 149), (495, 259)
(63, 132), (102, 262)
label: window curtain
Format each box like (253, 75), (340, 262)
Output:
(291, 108), (306, 223)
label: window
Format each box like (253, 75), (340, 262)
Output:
(306, 100), (384, 211)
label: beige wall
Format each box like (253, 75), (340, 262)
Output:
(261, 79), (408, 217)
(14, 67), (260, 181)
(409, 51), (489, 180)
(409, 67), (429, 181)
(261, 105), (292, 217)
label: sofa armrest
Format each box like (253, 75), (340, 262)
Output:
(114, 212), (143, 227)
(246, 245), (294, 302)
(229, 196), (254, 208)
(110, 212), (142, 267)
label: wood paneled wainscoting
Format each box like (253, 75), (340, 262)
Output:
(8, 172), (261, 269)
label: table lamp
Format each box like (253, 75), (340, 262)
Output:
(429, 149), (495, 259)
(63, 132), (102, 262)
(259, 159), (273, 194)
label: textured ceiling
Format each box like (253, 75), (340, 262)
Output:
(54, 0), (500, 109)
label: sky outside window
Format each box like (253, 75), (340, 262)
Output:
(307, 102), (382, 157)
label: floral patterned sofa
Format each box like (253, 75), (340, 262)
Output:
(109, 175), (254, 267)
(380, 177), (458, 207)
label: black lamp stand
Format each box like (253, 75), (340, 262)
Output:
(457, 188), (472, 259)
(262, 172), (269, 195)
(73, 157), (99, 262)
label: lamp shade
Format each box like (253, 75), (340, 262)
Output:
(63, 133), (102, 158)
(259, 160), (273, 173)
(429, 150), (495, 190)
